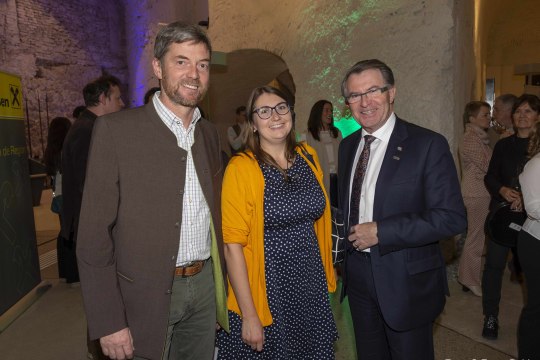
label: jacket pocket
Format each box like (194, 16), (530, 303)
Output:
(117, 271), (134, 283)
(391, 176), (417, 186)
(406, 253), (443, 275)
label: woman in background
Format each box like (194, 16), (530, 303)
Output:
(217, 86), (337, 359)
(458, 101), (492, 297)
(305, 100), (342, 207)
(517, 105), (540, 360)
(43, 116), (71, 280)
(482, 94), (540, 340)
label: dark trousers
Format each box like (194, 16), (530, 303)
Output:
(346, 251), (434, 360)
(510, 246), (523, 275)
(482, 239), (511, 316)
(517, 231), (540, 360)
(161, 259), (216, 360)
(329, 173), (338, 208)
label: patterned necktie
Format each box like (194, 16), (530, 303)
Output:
(349, 135), (376, 227)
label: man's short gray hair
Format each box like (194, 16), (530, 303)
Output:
(154, 21), (212, 61)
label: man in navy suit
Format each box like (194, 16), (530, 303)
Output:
(338, 59), (466, 360)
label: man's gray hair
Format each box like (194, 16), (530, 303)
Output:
(154, 21), (212, 61)
(496, 93), (518, 107)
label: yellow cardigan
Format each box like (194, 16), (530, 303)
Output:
(221, 144), (336, 327)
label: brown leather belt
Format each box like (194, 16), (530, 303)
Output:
(175, 260), (207, 277)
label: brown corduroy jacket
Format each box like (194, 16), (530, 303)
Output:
(76, 103), (228, 359)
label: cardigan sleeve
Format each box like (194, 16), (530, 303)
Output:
(222, 158), (252, 246)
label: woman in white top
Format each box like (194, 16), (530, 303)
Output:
(517, 98), (540, 360)
(305, 100), (342, 207)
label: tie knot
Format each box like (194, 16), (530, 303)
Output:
(364, 135), (375, 144)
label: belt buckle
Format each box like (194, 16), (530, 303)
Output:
(176, 260), (204, 277)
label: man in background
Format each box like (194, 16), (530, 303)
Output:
(488, 93), (517, 147)
(227, 105), (247, 155)
(61, 74), (124, 282)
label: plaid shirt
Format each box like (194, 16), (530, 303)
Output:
(153, 93), (211, 266)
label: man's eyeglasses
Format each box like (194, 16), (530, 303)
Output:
(346, 86), (390, 104)
(253, 102), (292, 120)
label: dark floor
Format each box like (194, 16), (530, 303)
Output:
(0, 190), (523, 359)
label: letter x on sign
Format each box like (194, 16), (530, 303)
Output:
(10, 85), (21, 108)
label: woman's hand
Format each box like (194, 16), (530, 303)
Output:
(510, 197), (523, 212)
(241, 315), (265, 352)
(499, 186), (521, 203)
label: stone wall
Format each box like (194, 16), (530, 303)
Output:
(0, 0), (127, 159)
(209, 0), (474, 155)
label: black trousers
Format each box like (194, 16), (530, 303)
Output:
(482, 239), (512, 316)
(517, 231), (540, 360)
(346, 251), (434, 360)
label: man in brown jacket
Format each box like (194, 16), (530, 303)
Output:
(76, 22), (228, 360)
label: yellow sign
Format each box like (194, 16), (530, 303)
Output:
(0, 71), (24, 120)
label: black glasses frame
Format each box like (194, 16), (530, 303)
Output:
(346, 86), (389, 104)
(252, 102), (292, 120)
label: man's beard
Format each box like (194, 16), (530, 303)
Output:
(162, 79), (207, 108)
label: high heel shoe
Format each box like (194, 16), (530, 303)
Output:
(462, 284), (482, 297)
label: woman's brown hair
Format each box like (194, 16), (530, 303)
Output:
(244, 86), (298, 176)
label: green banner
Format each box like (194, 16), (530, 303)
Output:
(0, 71), (40, 315)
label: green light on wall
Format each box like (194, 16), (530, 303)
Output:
(334, 116), (361, 138)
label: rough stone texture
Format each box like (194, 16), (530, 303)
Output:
(209, 0), (475, 155)
(1, 0), (481, 159)
(0, 0), (127, 159)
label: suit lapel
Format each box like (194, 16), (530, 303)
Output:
(374, 118), (408, 220)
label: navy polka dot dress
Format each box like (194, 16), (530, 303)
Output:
(217, 155), (338, 359)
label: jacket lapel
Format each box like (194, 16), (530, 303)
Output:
(374, 118), (408, 220)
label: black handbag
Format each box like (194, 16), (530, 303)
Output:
(331, 206), (345, 264)
(485, 202), (527, 247)
(51, 195), (63, 214)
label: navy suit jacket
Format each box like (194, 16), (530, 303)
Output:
(338, 117), (466, 331)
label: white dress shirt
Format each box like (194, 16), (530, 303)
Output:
(348, 113), (396, 252)
(153, 93), (211, 266)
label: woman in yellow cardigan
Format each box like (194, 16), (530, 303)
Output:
(216, 86), (337, 359)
